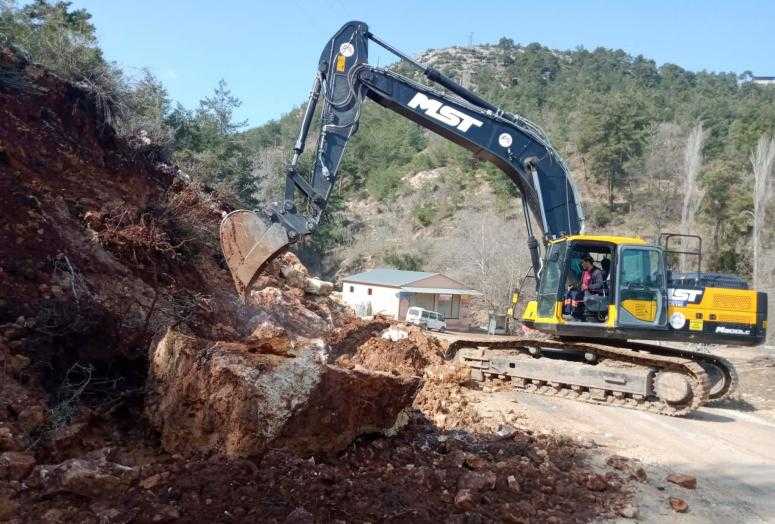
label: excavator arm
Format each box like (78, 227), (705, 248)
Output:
(220, 21), (584, 296)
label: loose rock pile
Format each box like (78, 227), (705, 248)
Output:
(137, 248), (424, 458)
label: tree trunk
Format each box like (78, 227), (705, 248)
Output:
(751, 135), (775, 289)
(608, 171), (614, 209)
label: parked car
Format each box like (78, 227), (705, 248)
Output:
(405, 307), (446, 332)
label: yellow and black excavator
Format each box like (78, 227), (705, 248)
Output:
(220, 21), (767, 416)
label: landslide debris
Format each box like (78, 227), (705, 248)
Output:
(146, 328), (420, 457)
(0, 46), (632, 522)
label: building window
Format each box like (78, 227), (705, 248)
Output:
(367, 288), (373, 296)
(349, 285), (354, 293)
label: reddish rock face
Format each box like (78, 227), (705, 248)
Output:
(145, 328), (420, 458)
(454, 488), (476, 512)
(336, 325), (446, 377)
(0, 428), (18, 452)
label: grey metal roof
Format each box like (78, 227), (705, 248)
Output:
(400, 286), (482, 296)
(341, 268), (437, 287)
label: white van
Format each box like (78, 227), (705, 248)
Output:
(405, 307), (447, 332)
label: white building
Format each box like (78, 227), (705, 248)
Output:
(752, 76), (775, 86)
(340, 268), (481, 330)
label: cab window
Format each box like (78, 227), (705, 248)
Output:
(539, 244), (564, 295)
(537, 242), (567, 317)
(620, 248), (664, 288)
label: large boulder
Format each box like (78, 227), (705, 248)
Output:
(146, 328), (420, 457)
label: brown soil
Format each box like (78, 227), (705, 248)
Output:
(8, 412), (631, 524)
(0, 46), (632, 523)
(337, 326), (446, 376)
(325, 315), (392, 358)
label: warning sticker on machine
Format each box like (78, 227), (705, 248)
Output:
(336, 54), (346, 72)
(689, 319), (703, 331)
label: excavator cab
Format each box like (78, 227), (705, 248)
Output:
(522, 234), (766, 346)
(525, 235), (665, 332)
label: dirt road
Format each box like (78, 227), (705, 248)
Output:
(462, 343), (775, 523)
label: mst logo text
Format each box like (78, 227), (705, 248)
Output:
(408, 93), (483, 132)
(667, 289), (703, 303)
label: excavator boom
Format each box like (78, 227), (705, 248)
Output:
(220, 21), (584, 295)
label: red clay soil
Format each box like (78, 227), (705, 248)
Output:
(0, 47), (241, 358)
(325, 315), (392, 358)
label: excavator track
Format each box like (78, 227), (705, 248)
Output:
(450, 339), (711, 416)
(590, 340), (738, 402)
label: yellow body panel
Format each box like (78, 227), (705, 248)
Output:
(621, 299), (657, 322)
(522, 300), (538, 322)
(517, 235), (765, 345)
(523, 300), (620, 327)
(548, 234), (647, 246)
(667, 287), (759, 326)
(606, 304), (617, 325)
(523, 290), (760, 334)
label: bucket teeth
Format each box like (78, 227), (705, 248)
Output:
(219, 210), (289, 297)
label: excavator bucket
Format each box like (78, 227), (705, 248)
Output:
(219, 210), (289, 298)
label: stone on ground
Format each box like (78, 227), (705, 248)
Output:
(669, 496), (689, 512)
(667, 473), (697, 489)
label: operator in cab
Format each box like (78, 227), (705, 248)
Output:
(564, 255), (605, 321)
(584, 255), (606, 294)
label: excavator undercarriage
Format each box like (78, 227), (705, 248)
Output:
(452, 338), (737, 416)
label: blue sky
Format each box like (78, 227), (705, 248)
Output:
(69, 0), (774, 128)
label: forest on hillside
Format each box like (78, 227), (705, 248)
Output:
(2, 1), (774, 315)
